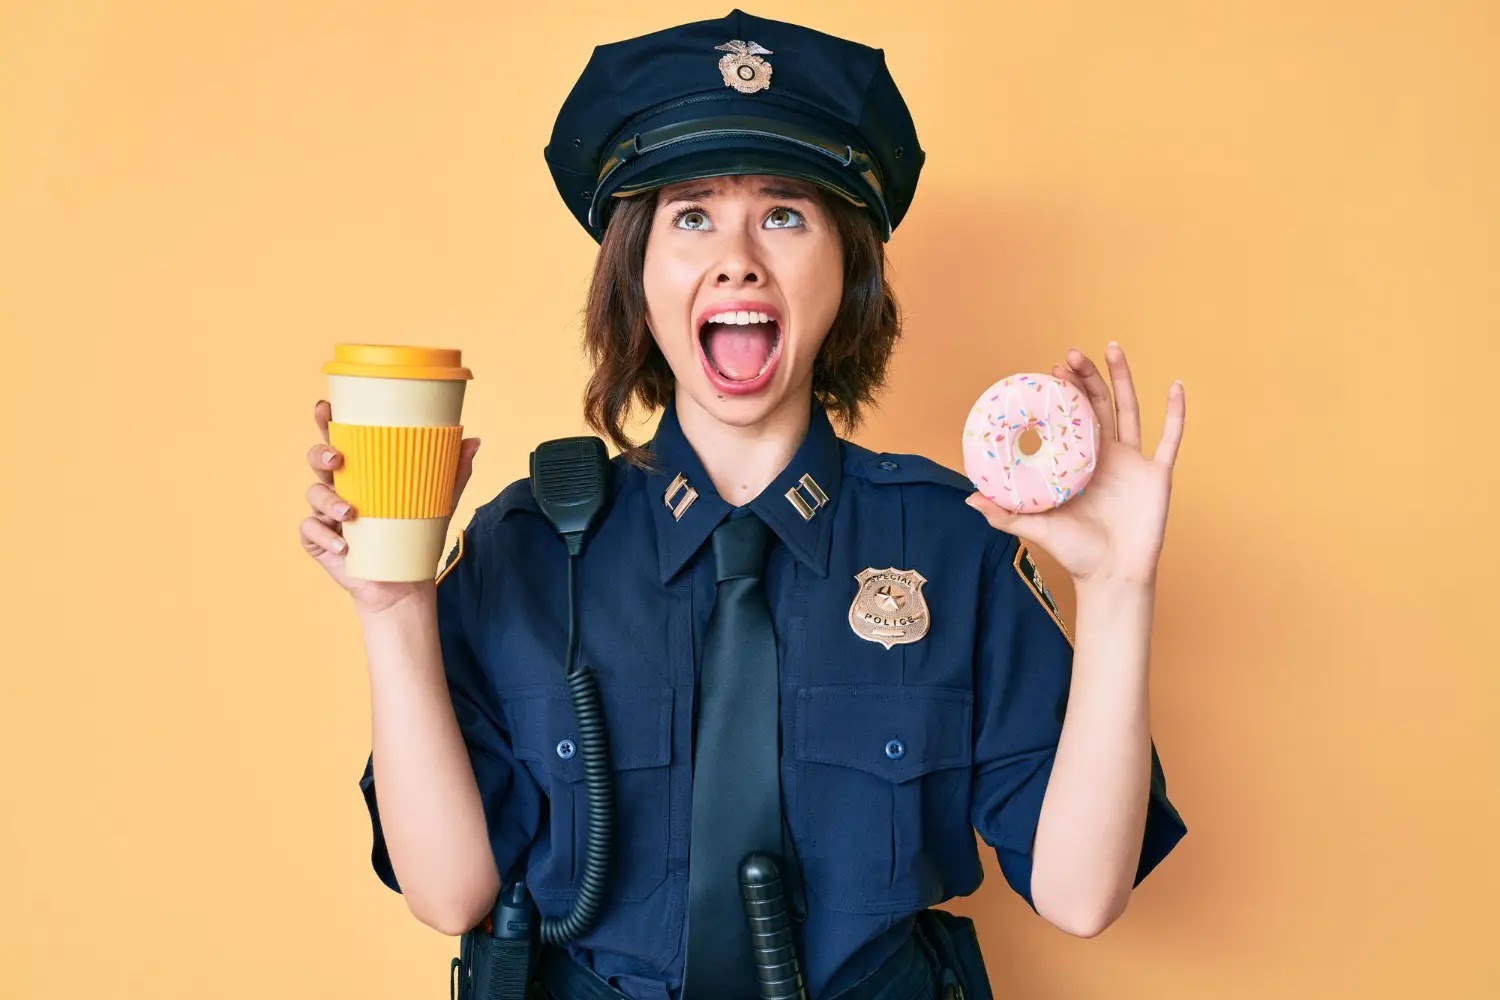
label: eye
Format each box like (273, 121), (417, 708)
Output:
(671, 205), (710, 230)
(765, 206), (804, 229)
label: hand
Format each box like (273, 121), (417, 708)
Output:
(298, 399), (481, 615)
(965, 343), (1185, 586)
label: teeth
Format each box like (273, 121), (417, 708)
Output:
(706, 310), (774, 325)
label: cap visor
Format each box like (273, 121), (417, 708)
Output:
(605, 143), (874, 217)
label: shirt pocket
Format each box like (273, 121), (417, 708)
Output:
(502, 683), (674, 903)
(793, 684), (972, 914)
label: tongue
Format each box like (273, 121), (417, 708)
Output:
(704, 322), (776, 381)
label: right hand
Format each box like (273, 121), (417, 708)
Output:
(300, 399), (481, 616)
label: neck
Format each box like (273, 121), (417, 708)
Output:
(674, 385), (813, 507)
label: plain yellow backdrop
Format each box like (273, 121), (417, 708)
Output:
(3, 1), (1495, 996)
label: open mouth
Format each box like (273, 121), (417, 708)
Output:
(697, 308), (783, 394)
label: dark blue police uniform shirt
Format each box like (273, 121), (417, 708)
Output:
(359, 396), (1187, 1000)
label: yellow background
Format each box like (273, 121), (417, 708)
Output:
(3, 1), (1495, 996)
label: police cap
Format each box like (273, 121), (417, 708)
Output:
(543, 8), (925, 243)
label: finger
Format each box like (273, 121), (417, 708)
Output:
(307, 442), (341, 487)
(314, 399), (332, 446)
(965, 492), (1051, 549)
(307, 481), (355, 524)
(451, 437), (480, 507)
(1065, 349), (1117, 442)
(1104, 342), (1142, 450)
(300, 515), (347, 555)
(1051, 362), (1085, 395)
(1153, 380), (1186, 467)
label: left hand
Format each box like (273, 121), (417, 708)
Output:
(965, 343), (1185, 586)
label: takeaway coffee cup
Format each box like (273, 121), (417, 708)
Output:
(320, 344), (473, 581)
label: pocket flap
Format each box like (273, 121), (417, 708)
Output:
(795, 685), (972, 782)
(502, 683), (673, 782)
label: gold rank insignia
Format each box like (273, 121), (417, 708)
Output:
(716, 40), (774, 94)
(435, 529), (465, 585)
(1014, 542), (1072, 646)
(849, 567), (930, 649)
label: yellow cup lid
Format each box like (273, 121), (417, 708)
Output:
(322, 344), (473, 380)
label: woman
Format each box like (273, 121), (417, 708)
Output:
(300, 10), (1188, 999)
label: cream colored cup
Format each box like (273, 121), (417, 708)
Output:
(320, 344), (473, 581)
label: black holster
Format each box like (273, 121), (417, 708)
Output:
(453, 879), (542, 999)
(452, 927), (534, 1000)
(914, 909), (994, 1000)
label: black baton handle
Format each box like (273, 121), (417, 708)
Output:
(739, 852), (809, 1000)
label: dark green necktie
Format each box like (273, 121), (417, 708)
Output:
(681, 513), (782, 999)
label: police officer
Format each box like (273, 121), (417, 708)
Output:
(301, 8), (1189, 999)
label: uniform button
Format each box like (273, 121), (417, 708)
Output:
(879, 460), (899, 471)
(885, 739), (906, 760)
(556, 739), (576, 760)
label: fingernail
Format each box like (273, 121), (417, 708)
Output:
(332, 538), (346, 553)
(334, 503), (351, 518)
(322, 450), (335, 465)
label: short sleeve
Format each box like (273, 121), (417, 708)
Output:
(970, 532), (1187, 912)
(357, 519), (542, 894)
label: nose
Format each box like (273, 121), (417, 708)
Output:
(714, 225), (763, 286)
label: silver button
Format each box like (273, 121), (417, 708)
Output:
(879, 460), (899, 471)
(885, 739), (906, 760)
(556, 739), (576, 759)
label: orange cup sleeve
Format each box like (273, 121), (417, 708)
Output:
(327, 422), (463, 519)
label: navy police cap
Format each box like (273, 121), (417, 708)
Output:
(544, 8), (925, 243)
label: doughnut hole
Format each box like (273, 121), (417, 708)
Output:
(1017, 426), (1044, 456)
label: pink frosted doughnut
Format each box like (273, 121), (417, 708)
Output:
(962, 373), (1100, 513)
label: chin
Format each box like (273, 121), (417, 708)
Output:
(682, 376), (798, 427)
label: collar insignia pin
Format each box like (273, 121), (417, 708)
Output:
(664, 472), (699, 521)
(715, 39), (774, 94)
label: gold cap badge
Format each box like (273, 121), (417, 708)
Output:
(849, 567), (930, 649)
(716, 40), (774, 94)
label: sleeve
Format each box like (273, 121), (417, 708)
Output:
(357, 518), (542, 894)
(970, 531), (1187, 913)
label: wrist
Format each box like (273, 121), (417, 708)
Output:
(1072, 573), (1156, 604)
(354, 581), (437, 623)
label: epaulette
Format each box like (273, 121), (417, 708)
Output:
(845, 445), (975, 494)
(474, 476), (541, 524)
(435, 477), (536, 585)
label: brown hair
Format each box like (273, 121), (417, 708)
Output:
(581, 184), (902, 468)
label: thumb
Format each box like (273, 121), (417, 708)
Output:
(965, 492), (1037, 541)
(453, 437), (480, 500)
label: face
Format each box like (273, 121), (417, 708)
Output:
(641, 173), (843, 429)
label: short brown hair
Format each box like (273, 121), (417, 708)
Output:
(581, 185), (902, 467)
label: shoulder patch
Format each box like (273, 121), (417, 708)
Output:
(1013, 541), (1072, 646)
(856, 452), (975, 493)
(435, 528), (465, 585)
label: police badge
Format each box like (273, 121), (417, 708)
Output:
(716, 39), (774, 94)
(849, 567), (930, 649)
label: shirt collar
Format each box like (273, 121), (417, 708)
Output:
(645, 396), (844, 583)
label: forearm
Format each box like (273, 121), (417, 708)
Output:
(360, 588), (498, 934)
(1029, 579), (1154, 936)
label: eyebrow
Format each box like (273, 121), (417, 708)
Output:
(662, 183), (816, 203)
